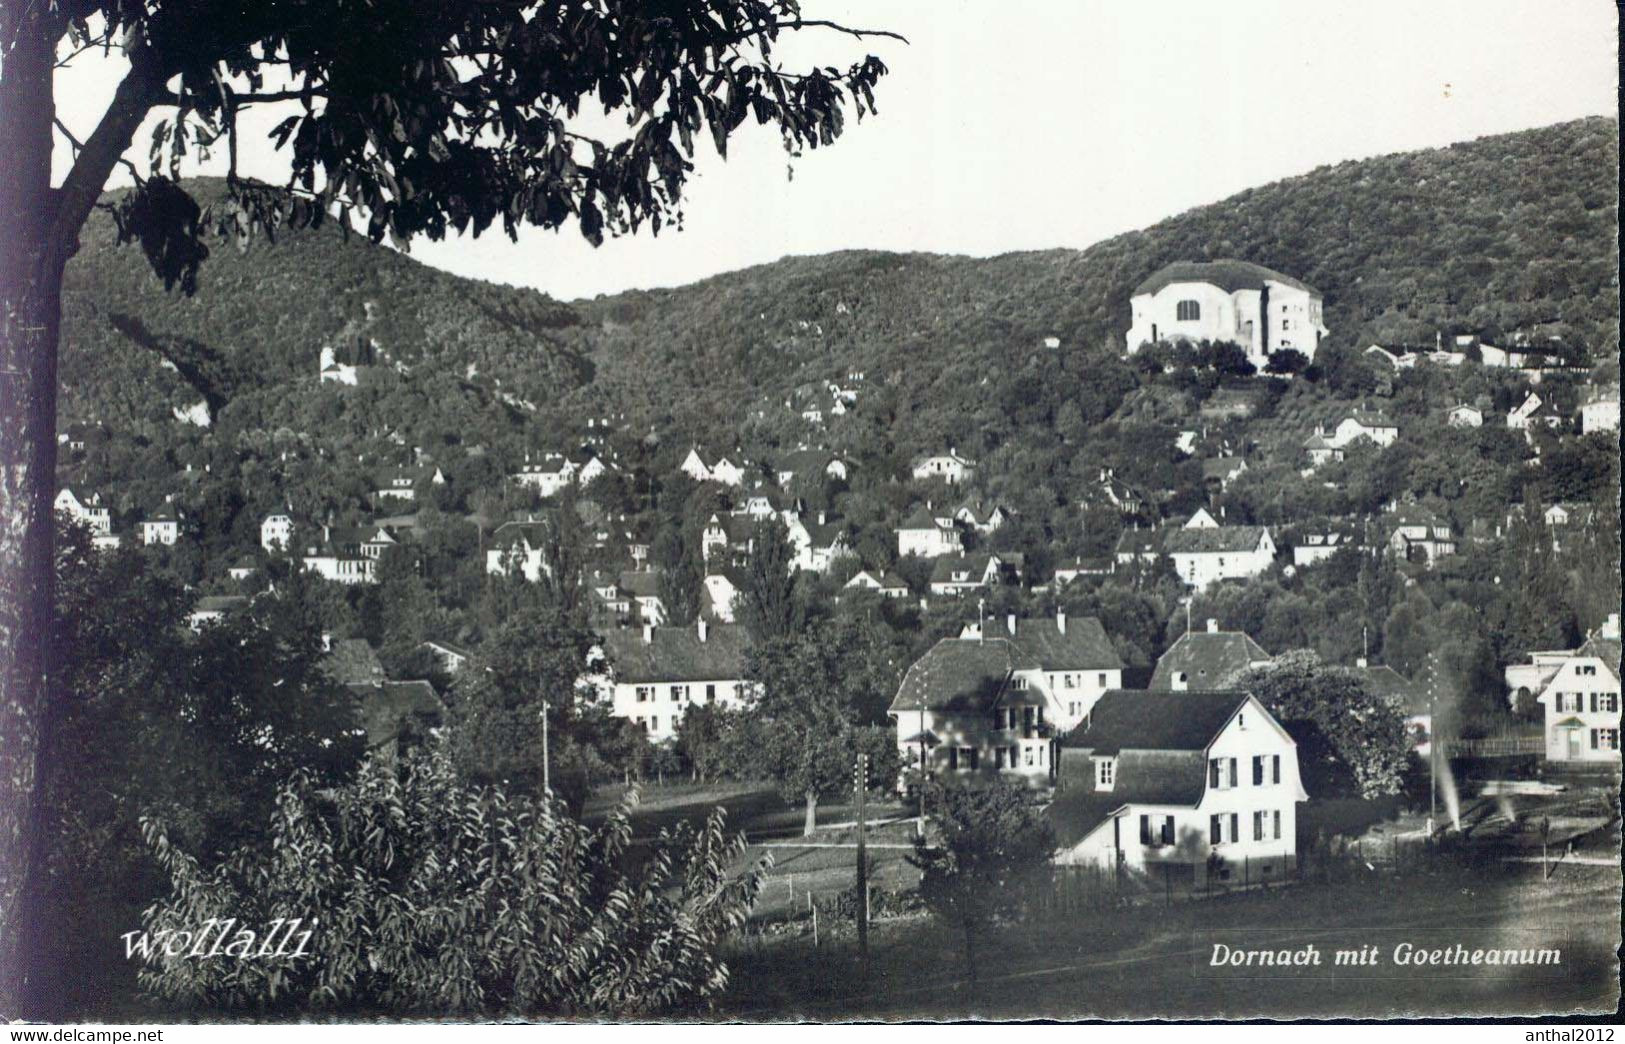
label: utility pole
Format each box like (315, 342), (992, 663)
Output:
(854, 752), (869, 962)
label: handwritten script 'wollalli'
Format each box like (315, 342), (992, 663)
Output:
(122, 918), (317, 961)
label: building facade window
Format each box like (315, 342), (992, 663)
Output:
(1176, 300), (1200, 322)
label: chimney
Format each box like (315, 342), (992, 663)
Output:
(1056, 609), (1067, 635)
(642, 624), (654, 645)
(1006, 613), (1016, 636)
(1206, 618), (1219, 634)
(1357, 656), (1369, 669)
(818, 510), (827, 526)
(697, 618), (709, 643)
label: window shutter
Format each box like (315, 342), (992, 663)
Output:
(1210, 814), (1222, 845)
(1252, 756), (1263, 786)
(1272, 755), (1281, 784)
(1229, 813), (1239, 843)
(1273, 810), (1281, 840)
(1140, 815), (1152, 845)
(1209, 759), (1220, 788)
(1228, 758), (1238, 788)
(1161, 816), (1174, 845)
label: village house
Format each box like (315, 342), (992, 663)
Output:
(1113, 527), (1163, 568)
(1052, 557), (1113, 585)
(792, 513), (857, 574)
(187, 594), (249, 630)
(773, 448), (850, 487)
(952, 499), (1011, 535)
(1125, 259), (1327, 368)
(350, 679), (445, 759)
(887, 611), (1123, 787)
(140, 503), (182, 546)
(598, 620), (754, 742)
(1291, 527), (1359, 567)
(1446, 403), (1485, 428)
(260, 511), (295, 552)
(375, 464), (445, 503)
(1162, 510), (1276, 589)
(54, 488), (114, 544)
(1303, 409), (1398, 468)
(1092, 467), (1149, 518)
(302, 523), (396, 584)
(843, 569), (911, 599)
(1580, 384), (1620, 434)
(1201, 457), (1248, 492)
(702, 566), (748, 622)
(1050, 689), (1308, 888)
(1384, 505), (1456, 564)
(680, 447), (746, 487)
(484, 518), (553, 582)
(897, 505), (963, 558)
(928, 551), (1024, 597)
(318, 343), (362, 386)
(1506, 392), (1564, 438)
(910, 449), (976, 485)
(420, 638), (473, 675)
(701, 512), (760, 564)
(1150, 620), (1271, 690)
(227, 556), (256, 581)
(511, 453), (576, 497)
(617, 570), (666, 625)
(1532, 614), (1621, 765)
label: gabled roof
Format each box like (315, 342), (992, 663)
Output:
(1062, 688), (1251, 755)
(489, 518), (552, 550)
(1048, 749), (1211, 847)
(348, 680), (443, 752)
(1350, 663), (1427, 714)
(146, 504), (180, 522)
(192, 595), (248, 614)
(929, 552), (1023, 584)
(1162, 525), (1270, 555)
(1149, 631), (1270, 690)
(323, 638), (385, 686)
(601, 624), (750, 683)
(1577, 634), (1622, 683)
(617, 570), (662, 599)
(421, 638), (473, 660)
(888, 638), (1014, 714)
(1201, 458), (1247, 480)
(1113, 529), (1163, 556)
(1347, 409), (1397, 428)
(975, 615), (1123, 672)
(1132, 260), (1317, 297)
(899, 505), (943, 530)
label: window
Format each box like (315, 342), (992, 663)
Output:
(1176, 300), (1200, 322)
(1096, 758), (1115, 788)
(1208, 758), (1221, 788)
(1024, 747), (1035, 767)
(1161, 816), (1175, 846)
(636, 686), (653, 703)
(1038, 745), (1046, 766)
(1272, 755), (1281, 785)
(1273, 810), (1282, 840)
(1230, 813), (1239, 842)
(1210, 814), (1222, 845)
(650, 717), (659, 732)
(1140, 815), (1153, 845)
(705, 684), (716, 701)
(1579, 665), (1597, 676)
(995, 748), (1006, 769)
(1253, 811), (1265, 842)
(1251, 756), (1263, 785)
(1227, 758), (1238, 789)
(1098, 673), (1108, 687)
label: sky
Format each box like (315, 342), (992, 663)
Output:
(51, 0), (1619, 302)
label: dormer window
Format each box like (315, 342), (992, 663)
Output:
(1176, 300), (1200, 322)
(1095, 757), (1116, 790)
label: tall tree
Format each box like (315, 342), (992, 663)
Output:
(737, 516), (802, 643)
(0, 4), (896, 1012)
(908, 779), (1054, 983)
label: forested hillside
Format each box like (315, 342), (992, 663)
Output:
(60, 117), (1617, 464)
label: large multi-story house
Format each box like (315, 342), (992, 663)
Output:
(302, 524), (396, 584)
(1384, 505), (1456, 564)
(55, 488), (118, 548)
(1291, 527), (1359, 568)
(1529, 615), (1621, 765)
(1506, 392), (1564, 438)
(887, 612), (1123, 787)
(1149, 621), (1271, 691)
(260, 511), (295, 553)
(484, 517), (553, 582)
(897, 505), (963, 558)
(1050, 689), (1309, 888)
(1580, 384), (1620, 434)
(1162, 510), (1275, 589)
(511, 453), (577, 498)
(140, 503), (182, 546)
(1303, 409), (1399, 468)
(598, 620), (754, 742)
(375, 465), (445, 503)
(1125, 260), (1327, 369)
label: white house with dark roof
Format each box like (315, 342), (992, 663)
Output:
(260, 511), (295, 552)
(1532, 614), (1621, 765)
(598, 620), (754, 742)
(1291, 527), (1360, 567)
(140, 503), (182, 546)
(1162, 513), (1275, 589)
(1125, 260), (1327, 368)
(1580, 384), (1619, 434)
(910, 450), (975, 485)
(303, 523), (396, 584)
(1507, 392), (1564, 438)
(1150, 620), (1271, 691)
(55, 488), (112, 538)
(484, 518), (553, 582)
(1447, 403), (1485, 428)
(928, 551), (1024, 597)
(897, 505), (963, 558)
(1384, 505), (1455, 565)
(1050, 689), (1308, 888)
(680, 447), (746, 487)
(888, 611), (1123, 786)
(375, 465), (445, 502)
(844, 569), (911, 599)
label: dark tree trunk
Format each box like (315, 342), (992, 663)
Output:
(0, 15), (63, 1019)
(0, 23), (162, 1014)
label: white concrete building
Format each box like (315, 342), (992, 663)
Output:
(1126, 260), (1327, 369)
(910, 450), (976, 485)
(1162, 513), (1275, 589)
(897, 505), (963, 558)
(1052, 689), (1309, 889)
(54, 488), (111, 536)
(140, 503), (181, 546)
(1532, 615), (1621, 765)
(260, 512), (295, 553)
(484, 519), (553, 583)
